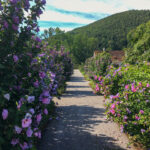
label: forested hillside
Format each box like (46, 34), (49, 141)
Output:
(70, 10), (150, 50)
(42, 10), (150, 64)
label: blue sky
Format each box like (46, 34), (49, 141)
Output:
(38, 0), (150, 32)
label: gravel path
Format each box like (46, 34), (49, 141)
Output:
(38, 69), (136, 150)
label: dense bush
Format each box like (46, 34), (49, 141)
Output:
(0, 1), (73, 150)
(125, 20), (150, 64)
(93, 63), (150, 148)
(83, 52), (111, 78)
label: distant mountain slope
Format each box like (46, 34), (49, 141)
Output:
(69, 10), (150, 50)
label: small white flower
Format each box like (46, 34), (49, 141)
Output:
(4, 93), (10, 100)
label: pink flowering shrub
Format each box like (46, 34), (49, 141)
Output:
(101, 63), (150, 148)
(85, 61), (150, 148)
(0, 1), (73, 150)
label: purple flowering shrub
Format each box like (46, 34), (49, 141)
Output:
(0, 0), (73, 150)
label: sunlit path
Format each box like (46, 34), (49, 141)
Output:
(37, 70), (135, 150)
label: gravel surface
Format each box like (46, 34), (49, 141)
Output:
(37, 69), (136, 150)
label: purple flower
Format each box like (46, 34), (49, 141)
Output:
(15, 126), (22, 134)
(34, 131), (41, 139)
(42, 97), (51, 104)
(28, 72), (31, 77)
(20, 142), (29, 150)
(13, 55), (19, 62)
(36, 114), (42, 123)
(124, 115), (128, 121)
(41, 0), (46, 5)
(4, 21), (8, 29)
(10, 0), (18, 4)
(22, 118), (32, 128)
(2, 109), (8, 120)
(12, 24), (18, 31)
(29, 108), (35, 114)
(13, 16), (19, 24)
(26, 127), (33, 137)
(44, 108), (48, 115)
(141, 129), (146, 133)
(120, 125), (124, 133)
(11, 138), (19, 146)
(27, 96), (35, 103)
(33, 80), (39, 88)
(35, 37), (41, 43)
(39, 72), (46, 79)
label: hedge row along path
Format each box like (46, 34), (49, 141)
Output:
(38, 69), (136, 150)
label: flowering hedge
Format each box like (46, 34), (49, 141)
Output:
(82, 52), (111, 78)
(0, 1), (73, 150)
(93, 63), (150, 148)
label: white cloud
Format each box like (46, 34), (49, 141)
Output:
(39, 0), (150, 31)
(45, 0), (150, 14)
(39, 10), (94, 24)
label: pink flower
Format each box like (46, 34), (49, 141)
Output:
(13, 55), (19, 62)
(2, 109), (8, 120)
(44, 108), (48, 115)
(131, 83), (136, 92)
(135, 114), (140, 120)
(22, 118), (32, 128)
(11, 138), (19, 146)
(15, 126), (22, 134)
(42, 97), (50, 104)
(110, 109), (115, 115)
(95, 84), (100, 92)
(139, 110), (144, 114)
(138, 82), (142, 87)
(146, 83), (150, 88)
(26, 127), (33, 137)
(94, 75), (97, 80)
(98, 76), (102, 81)
(125, 84), (129, 90)
(36, 114), (42, 123)
(111, 103), (115, 109)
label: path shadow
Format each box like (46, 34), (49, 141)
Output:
(67, 85), (89, 88)
(37, 105), (127, 150)
(62, 90), (98, 98)
(70, 76), (85, 82)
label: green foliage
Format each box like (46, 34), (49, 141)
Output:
(71, 10), (150, 50)
(125, 21), (150, 64)
(84, 52), (112, 77)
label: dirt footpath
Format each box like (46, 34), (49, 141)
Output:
(38, 69), (135, 150)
